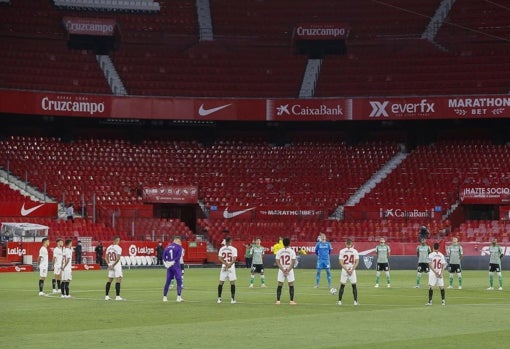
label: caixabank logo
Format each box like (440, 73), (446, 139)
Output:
(369, 99), (435, 118)
(267, 99), (352, 121)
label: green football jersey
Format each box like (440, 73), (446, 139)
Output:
(417, 244), (431, 263)
(376, 244), (390, 263)
(489, 244), (503, 265)
(250, 245), (264, 265)
(447, 244), (463, 264)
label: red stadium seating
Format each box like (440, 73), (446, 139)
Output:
(358, 139), (510, 209)
(2, 0), (510, 97)
(2, 134), (508, 244)
(453, 220), (510, 243)
(0, 37), (111, 94)
(0, 136), (399, 210)
(315, 39), (510, 97)
(436, 0), (510, 45)
(2, 1), (510, 247)
(111, 45), (307, 97)
(210, 0), (438, 44)
(0, 182), (32, 202)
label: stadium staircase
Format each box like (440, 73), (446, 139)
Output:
(97, 55), (127, 96)
(196, 0), (214, 41)
(344, 149), (409, 207)
(299, 59), (322, 98)
(421, 0), (456, 42)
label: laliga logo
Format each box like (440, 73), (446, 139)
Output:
(129, 244), (138, 257)
(84, 264), (90, 270)
(15, 266), (21, 272)
(129, 244), (155, 256)
(8, 247), (26, 256)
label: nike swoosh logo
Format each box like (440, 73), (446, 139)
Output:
(21, 203), (45, 216)
(223, 207), (256, 219)
(198, 104), (232, 116)
(358, 247), (377, 256)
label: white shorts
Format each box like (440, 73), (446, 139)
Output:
(61, 269), (72, 281)
(340, 269), (357, 284)
(108, 264), (123, 279)
(219, 266), (237, 282)
(39, 265), (48, 278)
(277, 269), (295, 283)
(53, 266), (62, 276)
(428, 271), (444, 287)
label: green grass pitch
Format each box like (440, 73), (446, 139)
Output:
(1, 268), (510, 349)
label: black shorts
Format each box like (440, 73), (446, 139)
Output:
(449, 264), (462, 273)
(489, 263), (501, 272)
(417, 263), (429, 273)
(377, 263), (390, 271)
(251, 264), (264, 274)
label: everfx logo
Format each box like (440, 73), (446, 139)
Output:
(370, 99), (435, 117)
(369, 101), (389, 117)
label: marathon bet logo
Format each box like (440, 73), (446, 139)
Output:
(370, 99), (435, 117)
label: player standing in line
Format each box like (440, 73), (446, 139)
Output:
(374, 237), (391, 288)
(217, 236), (238, 304)
(426, 242), (446, 306)
(37, 238), (50, 296)
(170, 247), (185, 289)
(163, 236), (184, 302)
(105, 236), (124, 301)
(487, 237), (504, 290)
(447, 236), (463, 289)
(275, 237), (297, 305)
(337, 239), (359, 306)
(249, 238), (266, 288)
(314, 232), (332, 289)
(51, 238), (64, 294)
(415, 238), (431, 288)
(60, 239), (73, 298)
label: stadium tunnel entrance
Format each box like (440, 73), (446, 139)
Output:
(463, 204), (499, 221)
(153, 203), (202, 235)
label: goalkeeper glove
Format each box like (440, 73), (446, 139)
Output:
(163, 261), (175, 268)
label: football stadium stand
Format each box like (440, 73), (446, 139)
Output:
(1, 0), (510, 251)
